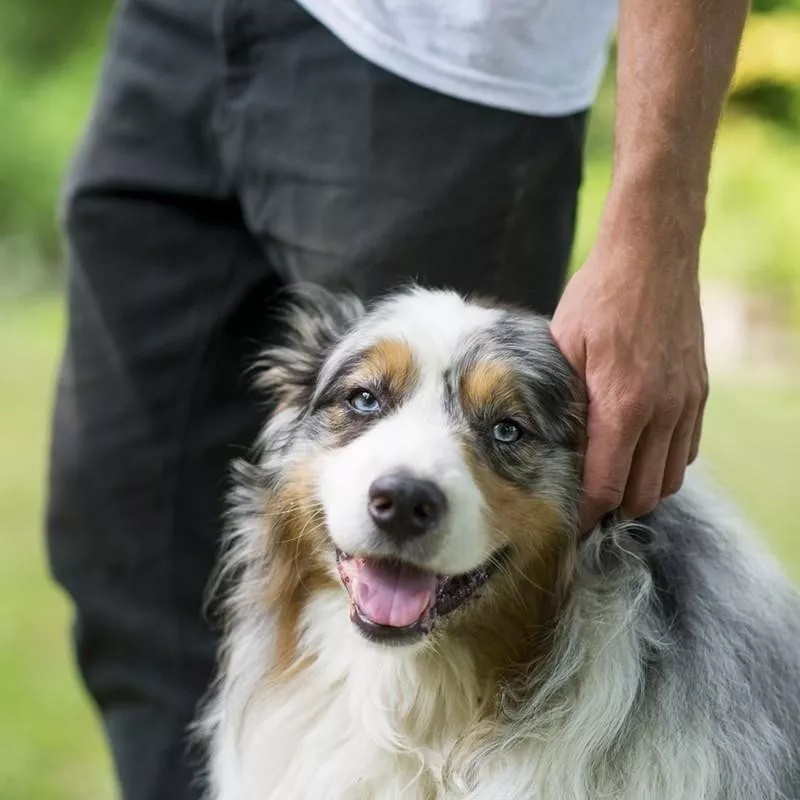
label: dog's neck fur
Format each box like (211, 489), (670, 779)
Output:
(212, 593), (537, 799)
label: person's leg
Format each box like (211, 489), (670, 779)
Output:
(218, 0), (587, 312)
(46, 2), (282, 798)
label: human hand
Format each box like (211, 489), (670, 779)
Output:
(550, 190), (709, 532)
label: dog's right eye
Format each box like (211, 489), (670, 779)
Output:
(492, 419), (523, 444)
(347, 389), (381, 414)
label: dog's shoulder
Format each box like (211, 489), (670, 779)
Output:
(629, 478), (800, 795)
(642, 476), (800, 649)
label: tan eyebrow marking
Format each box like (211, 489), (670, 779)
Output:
(352, 338), (419, 398)
(460, 359), (524, 417)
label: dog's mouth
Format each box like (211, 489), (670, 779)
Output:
(336, 549), (506, 645)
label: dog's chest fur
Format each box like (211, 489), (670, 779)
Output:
(210, 593), (529, 800)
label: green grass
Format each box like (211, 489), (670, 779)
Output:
(0, 296), (798, 799)
(702, 379), (800, 581)
(0, 299), (114, 800)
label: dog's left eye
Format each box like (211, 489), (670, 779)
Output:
(492, 420), (523, 444)
(348, 389), (381, 414)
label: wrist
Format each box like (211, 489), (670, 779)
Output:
(610, 143), (709, 229)
(595, 167), (706, 279)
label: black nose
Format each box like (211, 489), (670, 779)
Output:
(367, 472), (447, 542)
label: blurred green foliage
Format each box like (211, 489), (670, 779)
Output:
(0, 1), (111, 291)
(0, 0), (110, 73)
(0, 0), (799, 317)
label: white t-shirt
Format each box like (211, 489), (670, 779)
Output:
(295, 0), (618, 116)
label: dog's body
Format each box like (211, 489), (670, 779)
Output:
(199, 288), (800, 800)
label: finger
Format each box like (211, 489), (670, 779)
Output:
(621, 385), (685, 517)
(662, 404), (700, 498)
(579, 400), (645, 532)
(688, 379), (709, 464)
(621, 417), (677, 519)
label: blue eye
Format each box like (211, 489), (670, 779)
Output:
(492, 420), (522, 444)
(348, 389), (381, 414)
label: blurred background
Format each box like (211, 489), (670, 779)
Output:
(1, 1), (798, 798)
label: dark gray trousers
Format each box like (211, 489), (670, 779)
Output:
(46, 0), (587, 796)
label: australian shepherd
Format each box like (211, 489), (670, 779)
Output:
(198, 287), (800, 799)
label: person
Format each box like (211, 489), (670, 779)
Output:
(45, 0), (748, 797)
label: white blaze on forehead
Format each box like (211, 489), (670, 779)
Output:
(318, 289), (502, 392)
(364, 290), (500, 365)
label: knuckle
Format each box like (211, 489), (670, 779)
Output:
(624, 471), (664, 517)
(612, 393), (652, 430)
(628, 491), (660, 519)
(685, 391), (703, 413)
(592, 484), (624, 511)
(687, 380), (708, 412)
(663, 475), (684, 497)
(664, 392), (684, 414)
(656, 394), (684, 424)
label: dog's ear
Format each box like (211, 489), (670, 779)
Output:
(256, 285), (365, 409)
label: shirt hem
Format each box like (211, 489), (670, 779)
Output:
(294, 0), (603, 117)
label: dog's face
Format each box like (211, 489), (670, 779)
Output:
(254, 288), (584, 649)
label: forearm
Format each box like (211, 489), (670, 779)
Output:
(605, 0), (750, 265)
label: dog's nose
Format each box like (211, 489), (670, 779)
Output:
(367, 472), (447, 541)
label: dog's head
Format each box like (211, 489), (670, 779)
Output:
(247, 287), (585, 651)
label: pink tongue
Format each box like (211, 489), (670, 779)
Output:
(354, 560), (437, 628)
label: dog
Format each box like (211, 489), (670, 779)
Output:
(198, 286), (800, 800)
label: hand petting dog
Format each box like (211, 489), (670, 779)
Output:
(551, 198), (708, 531)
